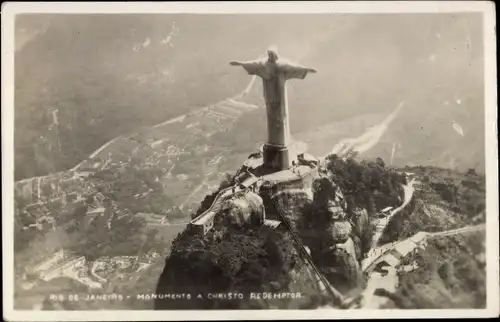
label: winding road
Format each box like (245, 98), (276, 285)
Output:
(431, 223), (486, 237)
(359, 222), (486, 309)
(363, 178), (418, 270)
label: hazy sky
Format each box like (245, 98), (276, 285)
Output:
(13, 13), (486, 174)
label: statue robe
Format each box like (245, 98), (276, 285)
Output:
(239, 59), (312, 146)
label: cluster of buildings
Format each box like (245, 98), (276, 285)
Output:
(29, 250), (102, 289)
(19, 187), (88, 233)
(16, 172), (100, 236)
(146, 143), (185, 159)
(91, 251), (161, 281)
(91, 256), (137, 281)
(370, 232), (429, 274)
(15, 174), (68, 207)
(28, 249), (163, 291)
(82, 194), (133, 231)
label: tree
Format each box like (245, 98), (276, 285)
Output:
(376, 157), (386, 168)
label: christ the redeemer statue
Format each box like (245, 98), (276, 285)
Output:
(230, 47), (317, 171)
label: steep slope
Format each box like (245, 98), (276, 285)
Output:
(154, 154), (486, 310)
(357, 165), (487, 309)
(154, 155), (408, 308)
(378, 165), (486, 245)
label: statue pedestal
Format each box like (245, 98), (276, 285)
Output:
(263, 144), (296, 171)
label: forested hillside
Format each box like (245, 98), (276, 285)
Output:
(155, 155), (411, 308)
(380, 232), (486, 309)
(379, 165), (486, 245)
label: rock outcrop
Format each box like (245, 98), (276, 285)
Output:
(220, 191), (265, 228)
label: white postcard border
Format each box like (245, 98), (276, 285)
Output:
(2, 1), (498, 321)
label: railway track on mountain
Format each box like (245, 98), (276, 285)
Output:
(271, 198), (344, 308)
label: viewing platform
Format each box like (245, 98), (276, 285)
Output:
(242, 149), (320, 191)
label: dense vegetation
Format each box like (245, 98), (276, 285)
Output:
(67, 214), (158, 261)
(381, 232), (486, 309)
(325, 155), (406, 217)
(155, 225), (299, 309)
(379, 166), (486, 245)
(91, 163), (175, 216)
(309, 155), (406, 256)
(155, 168), (344, 310)
(367, 166), (487, 309)
(15, 162), (176, 259)
(14, 162), (177, 258)
(175, 154), (409, 302)
(291, 155), (408, 293)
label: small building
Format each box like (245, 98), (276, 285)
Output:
(33, 250), (66, 272)
(298, 153), (319, 167)
(85, 207), (105, 218)
(190, 211), (217, 235)
(408, 231), (429, 247)
(84, 207), (106, 229)
(374, 254), (400, 271)
(263, 219), (281, 229)
(393, 240), (418, 258)
(388, 248), (404, 261)
(74, 171), (93, 178)
(371, 231), (430, 272)
(240, 176), (260, 193)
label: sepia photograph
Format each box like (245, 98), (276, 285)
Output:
(2, 1), (498, 321)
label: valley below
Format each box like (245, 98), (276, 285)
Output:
(11, 13), (488, 311)
(13, 94), (486, 310)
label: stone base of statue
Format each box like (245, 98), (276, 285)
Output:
(263, 143), (296, 171)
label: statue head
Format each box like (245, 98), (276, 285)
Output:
(267, 46), (279, 62)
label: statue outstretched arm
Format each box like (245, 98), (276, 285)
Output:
(229, 60), (266, 78)
(282, 63), (317, 80)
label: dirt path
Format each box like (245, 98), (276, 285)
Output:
(370, 179), (417, 248)
(323, 101), (405, 159)
(362, 179), (417, 271)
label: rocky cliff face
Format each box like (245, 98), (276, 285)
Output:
(154, 155), (486, 309)
(290, 175), (366, 294)
(154, 169), (371, 309)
